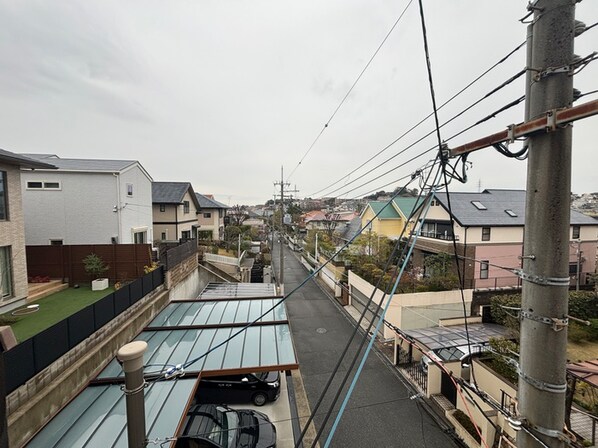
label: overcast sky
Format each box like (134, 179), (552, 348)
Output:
(0, 1), (596, 205)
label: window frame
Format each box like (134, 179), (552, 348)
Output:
(481, 227), (491, 241)
(183, 201), (190, 214)
(26, 180), (61, 190)
(126, 183), (134, 197)
(0, 171), (8, 221)
(159, 204), (166, 212)
(203, 212), (212, 219)
(572, 225), (580, 240)
(480, 261), (489, 279)
(0, 246), (14, 299)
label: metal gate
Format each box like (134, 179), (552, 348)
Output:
(441, 370), (457, 406)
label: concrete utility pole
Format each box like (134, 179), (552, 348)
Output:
(273, 167), (299, 288)
(518, 1), (575, 447)
(117, 341), (148, 448)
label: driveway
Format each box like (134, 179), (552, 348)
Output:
(273, 240), (458, 447)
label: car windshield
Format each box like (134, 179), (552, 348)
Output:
(253, 372), (268, 381)
(202, 406), (239, 448)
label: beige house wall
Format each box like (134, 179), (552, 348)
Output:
(348, 271), (473, 339)
(361, 207), (410, 240)
(0, 164), (28, 310)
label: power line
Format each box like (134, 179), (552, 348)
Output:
(309, 40), (526, 197)
(316, 73), (526, 199)
(285, 0), (415, 183)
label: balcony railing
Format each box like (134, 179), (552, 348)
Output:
(418, 231), (459, 241)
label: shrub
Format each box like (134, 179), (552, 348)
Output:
(82, 253), (109, 279)
(453, 409), (481, 443)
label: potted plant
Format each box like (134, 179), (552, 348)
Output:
(83, 253), (110, 291)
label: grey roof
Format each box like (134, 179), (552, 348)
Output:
(20, 153), (137, 172)
(340, 216), (362, 242)
(195, 193), (229, 209)
(0, 148), (56, 169)
(431, 189), (597, 226)
(198, 282), (279, 299)
(153, 182), (200, 209)
(27, 379), (195, 448)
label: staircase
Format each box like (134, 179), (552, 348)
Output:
(27, 280), (68, 302)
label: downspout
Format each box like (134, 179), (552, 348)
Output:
(114, 173), (122, 243)
(175, 204), (179, 240)
(463, 226), (468, 289)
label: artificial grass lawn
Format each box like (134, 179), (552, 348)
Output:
(4, 285), (115, 342)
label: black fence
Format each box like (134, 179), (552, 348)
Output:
(2, 266), (164, 394)
(163, 239), (197, 271)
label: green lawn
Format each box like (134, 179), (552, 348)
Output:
(2, 286), (115, 342)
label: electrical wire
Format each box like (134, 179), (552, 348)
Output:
(309, 40), (526, 197)
(285, 0), (415, 183)
(318, 77), (526, 199)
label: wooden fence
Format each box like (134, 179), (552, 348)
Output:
(26, 244), (152, 285)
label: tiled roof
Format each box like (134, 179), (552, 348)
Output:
(0, 149), (56, 169)
(20, 153), (137, 172)
(195, 193), (229, 209)
(433, 189), (597, 226)
(153, 181), (197, 205)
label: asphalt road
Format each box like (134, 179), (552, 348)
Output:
(273, 239), (458, 448)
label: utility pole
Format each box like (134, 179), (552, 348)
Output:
(315, 232), (319, 262)
(273, 167), (298, 288)
(575, 239), (582, 292)
(518, 1), (575, 446)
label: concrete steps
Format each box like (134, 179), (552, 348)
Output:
(27, 280), (68, 302)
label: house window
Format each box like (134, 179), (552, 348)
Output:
(219, 209), (223, 218)
(134, 231), (146, 244)
(49, 240), (63, 245)
(0, 246), (13, 299)
(203, 212), (212, 219)
(26, 181), (61, 190)
(126, 183), (133, 197)
(480, 261), (489, 279)
(181, 230), (191, 239)
(159, 204), (166, 212)
(569, 263), (579, 276)
(572, 225), (580, 239)
(0, 171), (7, 221)
(161, 232), (166, 240)
(183, 201), (190, 214)
(430, 199), (439, 206)
(481, 227), (491, 241)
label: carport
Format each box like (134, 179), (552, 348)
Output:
(26, 284), (299, 447)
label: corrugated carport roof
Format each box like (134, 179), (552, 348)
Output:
(26, 294), (298, 447)
(27, 379), (196, 448)
(567, 359), (598, 387)
(198, 282), (278, 299)
(405, 323), (512, 351)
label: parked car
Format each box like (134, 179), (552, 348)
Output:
(176, 404), (276, 448)
(197, 371), (280, 406)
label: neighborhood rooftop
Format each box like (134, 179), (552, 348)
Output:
(0, 149), (57, 170)
(152, 181), (196, 204)
(20, 153), (140, 172)
(432, 189), (597, 226)
(195, 192), (229, 209)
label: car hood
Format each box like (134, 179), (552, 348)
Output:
(237, 410), (276, 448)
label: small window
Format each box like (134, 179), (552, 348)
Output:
(161, 232), (166, 240)
(49, 239), (63, 245)
(126, 183), (133, 197)
(430, 199), (439, 206)
(471, 201), (487, 210)
(480, 261), (489, 279)
(134, 231), (146, 244)
(27, 181), (61, 190)
(44, 181), (60, 189)
(0, 246), (13, 298)
(203, 212), (212, 219)
(569, 263), (578, 276)
(482, 227), (491, 241)
(181, 230), (191, 239)
(27, 181), (43, 189)
(572, 225), (580, 239)
(505, 209), (517, 217)
(183, 201), (190, 214)
(0, 171), (8, 221)
(159, 204), (166, 212)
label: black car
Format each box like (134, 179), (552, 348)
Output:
(175, 404), (276, 448)
(197, 371), (280, 406)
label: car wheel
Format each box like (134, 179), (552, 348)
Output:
(252, 392), (267, 406)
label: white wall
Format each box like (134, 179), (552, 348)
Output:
(21, 171), (119, 245)
(118, 165), (153, 244)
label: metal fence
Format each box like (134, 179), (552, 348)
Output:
(2, 266), (164, 394)
(163, 240), (197, 270)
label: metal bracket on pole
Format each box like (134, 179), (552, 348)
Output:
(514, 269), (571, 286)
(507, 124), (516, 143)
(525, 422), (573, 444)
(518, 368), (567, 394)
(520, 310), (568, 332)
(120, 381), (148, 396)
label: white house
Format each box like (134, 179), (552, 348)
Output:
(20, 154), (154, 245)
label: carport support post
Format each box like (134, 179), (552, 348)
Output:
(117, 341), (148, 448)
(518, 1), (575, 447)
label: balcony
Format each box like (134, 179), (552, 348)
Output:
(418, 231), (459, 241)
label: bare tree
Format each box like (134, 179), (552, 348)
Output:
(228, 204), (248, 226)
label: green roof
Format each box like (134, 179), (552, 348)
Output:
(366, 198), (422, 220)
